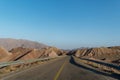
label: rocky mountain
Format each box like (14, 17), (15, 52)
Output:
(70, 46), (120, 63)
(0, 38), (47, 50)
(0, 47), (66, 62)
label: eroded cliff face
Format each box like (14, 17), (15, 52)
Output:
(71, 46), (120, 63)
(1, 45), (120, 65)
(0, 47), (66, 62)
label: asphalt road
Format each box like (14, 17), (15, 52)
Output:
(2, 56), (117, 80)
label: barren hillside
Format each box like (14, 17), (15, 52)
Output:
(0, 38), (47, 50)
(0, 47), (65, 62)
(71, 46), (120, 65)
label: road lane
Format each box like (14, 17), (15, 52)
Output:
(54, 60), (66, 80)
(2, 56), (116, 80)
(2, 57), (67, 80)
(58, 57), (115, 80)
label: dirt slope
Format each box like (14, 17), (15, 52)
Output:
(0, 46), (12, 59)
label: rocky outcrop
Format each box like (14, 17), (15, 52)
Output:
(72, 46), (120, 61)
(0, 47), (65, 62)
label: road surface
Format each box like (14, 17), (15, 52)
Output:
(2, 56), (117, 80)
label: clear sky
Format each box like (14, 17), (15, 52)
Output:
(0, 0), (120, 49)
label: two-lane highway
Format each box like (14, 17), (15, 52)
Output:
(2, 56), (116, 80)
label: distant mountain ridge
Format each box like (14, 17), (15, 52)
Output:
(0, 38), (47, 50)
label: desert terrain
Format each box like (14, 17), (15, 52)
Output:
(0, 38), (120, 80)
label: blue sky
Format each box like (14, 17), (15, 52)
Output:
(0, 0), (120, 49)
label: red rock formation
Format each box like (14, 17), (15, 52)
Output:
(0, 47), (65, 62)
(74, 47), (120, 61)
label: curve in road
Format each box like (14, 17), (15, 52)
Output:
(2, 56), (117, 80)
